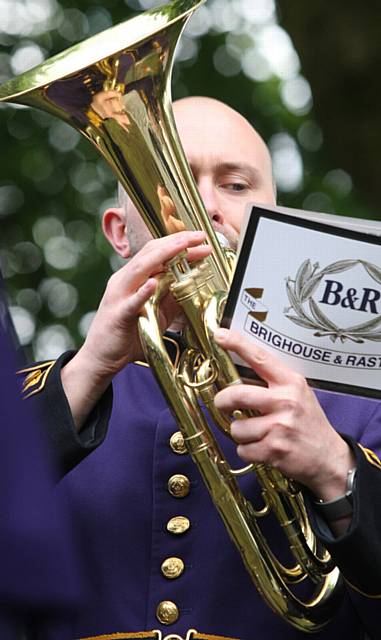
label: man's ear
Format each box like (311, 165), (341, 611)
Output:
(102, 207), (131, 258)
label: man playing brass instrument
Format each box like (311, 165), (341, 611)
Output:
(25, 97), (381, 640)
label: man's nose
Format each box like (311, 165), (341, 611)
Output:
(197, 178), (224, 226)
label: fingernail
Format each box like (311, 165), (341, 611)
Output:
(142, 278), (156, 291)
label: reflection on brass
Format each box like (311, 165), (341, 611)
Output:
(161, 557), (185, 579)
(156, 600), (179, 625)
(169, 431), (187, 455)
(90, 89), (131, 129)
(157, 184), (186, 234)
(168, 474), (190, 498)
(0, 0), (342, 631)
(167, 516), (191, 535)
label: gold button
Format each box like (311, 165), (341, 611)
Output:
(156, 600), (179, 625)
(167, 474), (190, 498)
(169, 431), (187, 455)
(167, 516), (191, 535)
(161, 557), (185, 579)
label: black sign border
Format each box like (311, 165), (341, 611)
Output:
(222, 206), (381, 400)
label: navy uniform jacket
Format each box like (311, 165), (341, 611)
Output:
(24, 338), (381, 640)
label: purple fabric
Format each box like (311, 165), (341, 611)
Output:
(38, 361), (381, 640)
(0, 326), (84, 618)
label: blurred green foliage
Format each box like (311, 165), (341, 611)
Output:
(0, 0), (376, 359)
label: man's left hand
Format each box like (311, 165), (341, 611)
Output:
(214, 328), (355, 502)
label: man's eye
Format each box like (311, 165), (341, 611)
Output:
(220, 182), (248, 192)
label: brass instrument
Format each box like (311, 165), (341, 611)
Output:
(0, 0), (342, 631)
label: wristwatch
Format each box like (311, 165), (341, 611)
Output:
(314, 468), (357, 521)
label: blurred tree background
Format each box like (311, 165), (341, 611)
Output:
(0, 0), (379, 360)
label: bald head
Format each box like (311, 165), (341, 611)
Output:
(173, 96), (274, 193)
(116, 96), (276, 257)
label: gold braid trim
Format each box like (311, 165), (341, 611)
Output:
(77, 633), (240, 640)
(194, 635), (239, 640)
(17, 361), (56, 399)
(358, 444), (381, 471)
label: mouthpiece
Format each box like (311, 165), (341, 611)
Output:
(215, 232), (229, 248)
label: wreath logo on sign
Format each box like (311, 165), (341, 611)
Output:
(284, 259), (381, 344)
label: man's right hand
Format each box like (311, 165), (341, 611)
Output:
(60, 231), (211, 430)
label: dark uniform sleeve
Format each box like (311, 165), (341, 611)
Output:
(18, 351), (112, 476)
(309, 437), (381, 595)
(308, 432), (381, 639)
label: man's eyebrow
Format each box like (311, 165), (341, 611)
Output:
(214, 162), (262, 183)
(188, 160), (262, 184)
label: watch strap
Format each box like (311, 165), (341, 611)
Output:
(314, 468), (357, 521)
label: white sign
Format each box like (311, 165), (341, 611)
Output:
(223, 207), (381, 399)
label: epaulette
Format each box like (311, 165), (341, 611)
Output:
(358, 444), (381, 471)
(16, 361), (56, 399)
